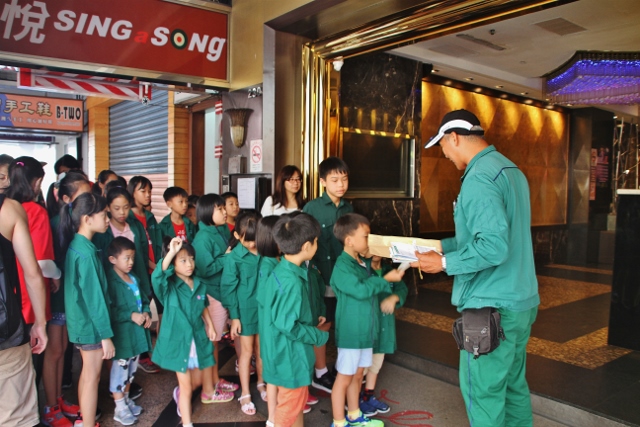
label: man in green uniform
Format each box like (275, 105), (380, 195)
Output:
(415, 109), (539, 427)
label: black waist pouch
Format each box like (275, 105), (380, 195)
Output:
(452, 307), (506, 359)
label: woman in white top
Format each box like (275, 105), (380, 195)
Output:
(260, 165), (305, 216)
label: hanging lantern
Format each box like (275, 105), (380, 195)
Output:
(225, 108), (252, 147)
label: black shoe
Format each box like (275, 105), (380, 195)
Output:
(330, 366), (338, 380)
(129, 382), (143, 400)
(61, 378), (72, 389)
(311, 371), (335, 393)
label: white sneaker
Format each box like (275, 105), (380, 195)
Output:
(113, 406), (136, 426)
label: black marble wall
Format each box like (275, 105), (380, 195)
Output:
(340, 52), (422, 293)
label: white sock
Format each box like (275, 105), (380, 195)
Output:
(315, 367), (328, 378)
(115, 397), (128, 411)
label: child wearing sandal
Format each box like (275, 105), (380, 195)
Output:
(191, 193), (238, 400)
(60, 192), (116, 427)
(106, 237), (152, 426)
(221, 211), (265, 415)
(151, 237), (217, 427)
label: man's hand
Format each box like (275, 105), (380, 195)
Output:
(30, 321), (47, 354)
(411, 250), (444, 274)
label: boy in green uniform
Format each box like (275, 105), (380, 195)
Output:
(106, 237), (152, 426)
(359, 255), (408, 417)
(303, 157), (353, 393)
(330, 214), (404, 427)
(261, 213), (329, 427)
(158, 186), (197, 243)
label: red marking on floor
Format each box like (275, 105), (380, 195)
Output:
(377, 410), (435, 427)
(379, 389), (400, 404)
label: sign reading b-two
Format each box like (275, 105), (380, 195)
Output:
(0, 0), (228, 81)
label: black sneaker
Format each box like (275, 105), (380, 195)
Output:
(129, 382), (143, 400)
(311, 371), (334, 393)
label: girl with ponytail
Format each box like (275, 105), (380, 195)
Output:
(60, 192), (115, 427)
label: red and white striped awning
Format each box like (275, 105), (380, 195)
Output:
(18, 68), (151, 102)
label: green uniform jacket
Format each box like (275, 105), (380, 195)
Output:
(158, 214), (198, 244)
(257, 256), (279, 340)
(64, 234), (113, 344)
(50, 214), (65, 313)
(260, 259), (329, 389)
(440, 145), (540, 312)
(92, 219), (151, 298)
(331, 252), (390, 349)
(372, 264), (408, 354)
(306, 261), (326, 321)
(220, 244), (261, 335)
(106, 269), (152, 360)
(128, 209), (162, 263)
(151, 262), (214, 373)
(302, 193), (353, 290)
(192, 222), (230, 301)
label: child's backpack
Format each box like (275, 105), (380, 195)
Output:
(0, 195), (26, 351)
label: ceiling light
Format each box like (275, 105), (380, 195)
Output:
(520, 92), (528, 95)
(524, 99), (533, 104)
(432, 69), (440, 73)
(495, 85), (504, 89)
(464, 77), (474, 81)
(545, 51), (640, 105)
(474, 88), (482, 93)
(332, 57), (344, 71)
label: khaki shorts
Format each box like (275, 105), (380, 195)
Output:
(0, 343), (39, 427)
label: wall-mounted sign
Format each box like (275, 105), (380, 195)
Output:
(0, 0), (228, 82)
(0, 93), (83, 132)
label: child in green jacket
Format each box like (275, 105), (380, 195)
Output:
(106, 237), (152, 426)
(151, 237), (217, 427)
(330, 214), (404, 427)
(262, 213), (329, 427)
(256, 215), (282, 425)
(359, 255), (408, 417)
(60, 192), (115, 427)
(221, 211), (264, 415)
(159, 186), (197, 243)
(192, 193), (237, 401)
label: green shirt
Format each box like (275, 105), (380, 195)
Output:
(372, 264), (408, 354)
(302, 192), (353, 292)
(192, 222), (230, 301)
(257, 256), (279, 340)
(128, 209), (162, 263)
(151, 262), (214, 373)
(64, 234), (113, 344)
(331, 251), (390, 349)
(92, 217), (151, 298)
(260, 259), (329, 389)
(441, 145), (539, 312)
(220, 243), (261, 335)
(158, 213), (198, 244)
(106, 269), (152, 360)
(306, 261), (326, 321)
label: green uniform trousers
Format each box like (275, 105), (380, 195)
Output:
(459, 306), (538, 427)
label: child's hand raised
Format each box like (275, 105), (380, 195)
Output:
(383, 268), (405, 283)
(169, 237), (183, 255)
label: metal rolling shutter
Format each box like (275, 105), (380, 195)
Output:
(109, 91), (169, 175)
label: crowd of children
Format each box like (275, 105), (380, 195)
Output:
(1, 153), (409, 427)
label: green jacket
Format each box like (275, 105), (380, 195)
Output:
(106, 268), (152, 360)
(260, 259), (329, 388)
(257, 256), (279, 339)
(220, 243), (261, 336)
(92, 219), (151, 298)
(306, 261), (326, 321)
(50, 214), (65, 313)
(158, 213), (197, 244)
(372, 264), (408, 354)
(302, 192), (353, 290)
(128, 209), (162, 263)
(192, 222), (230, 301)
(64, 234), (113, 344)
(331, 251), (390, 349)
(151, 262), (214, 373)
(441, 145), (540, 312)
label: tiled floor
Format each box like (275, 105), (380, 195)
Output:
(396, 263), (640, 426)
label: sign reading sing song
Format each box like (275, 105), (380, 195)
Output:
(0, 0), (229, 82)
